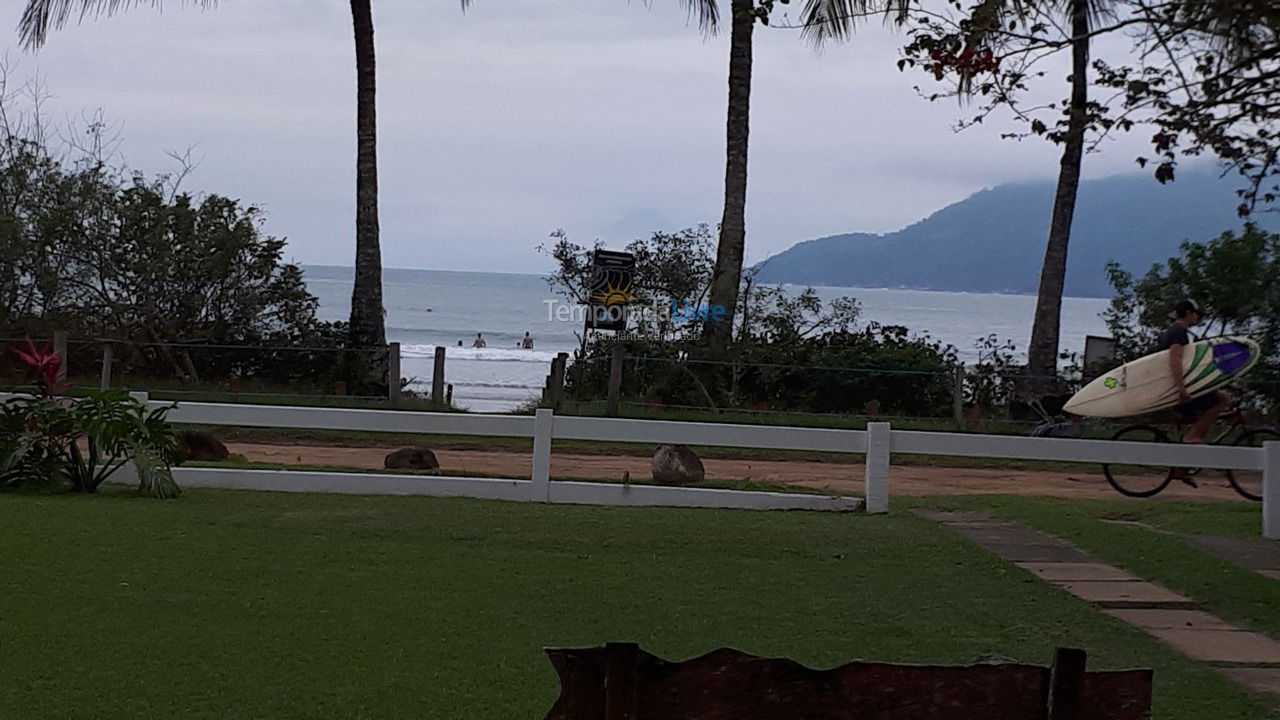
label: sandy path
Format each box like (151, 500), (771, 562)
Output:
(225, 442), (1246, 501)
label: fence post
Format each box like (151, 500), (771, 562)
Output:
(431, 346), (446, 406)
(864, 422), (890, 514)
(545, 353), (568, 410)
(952, 363), (965, 429)
(53, 330), (68, 384)
(1264, 442), (1280, 540)
(531, 408), (554, 502)
(387, 342), (401, 404)
(100, 343), (114, 391)
(606, 346), (624, 417)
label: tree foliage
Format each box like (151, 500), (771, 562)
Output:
(1103, 223), (1280, 396)
(0, 83), (344, 386)
(898, 0), (1280, 213)
(542, 226), (966, 416)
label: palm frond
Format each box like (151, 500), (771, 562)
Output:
(1169, 0), (1278, 57)
(19, 0), (218, 50)
(799, 0), (911, 47)
(676, 0), (719, 35)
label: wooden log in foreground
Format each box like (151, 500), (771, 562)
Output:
(543, 644), (1152, 720)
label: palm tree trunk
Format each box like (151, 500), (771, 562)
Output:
(704, 0), (754, 348)
(1027, 0), (1088, 390)
(348, 0), (386, 350)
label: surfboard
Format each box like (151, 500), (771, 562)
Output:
(1063, 335), (1261, 418)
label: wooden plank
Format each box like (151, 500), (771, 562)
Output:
(604, 643), (639, 720)
(159, 468), (531, 501)
(606, 346), (623, 417)
(546, 481), (860, 512)
(387, 342), (401, 403)
(531, 408), (553, 502)
(543, 645), (1152, 720)
(552, 416), (866, 454)
(1046, 648), (1086, 720)
(864, 422), (890, 513)
(432, 346), (446, 405)
(1265, 442), (1280, 540)
(891, 429), (1260, 470)
(161, 402), (535, 438)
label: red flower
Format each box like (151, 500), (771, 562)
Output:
(12, 339), (70, 395)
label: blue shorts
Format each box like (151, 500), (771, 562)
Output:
(1174, 391), (1221, 419)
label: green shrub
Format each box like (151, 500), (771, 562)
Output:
(0, 389), (180, 498)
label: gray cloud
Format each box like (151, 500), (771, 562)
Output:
(6, 0), (1157, 272)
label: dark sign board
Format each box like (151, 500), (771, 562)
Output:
(585, 249), (635, 332)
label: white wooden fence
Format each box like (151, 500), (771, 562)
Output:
(151, 399), (1278, 537)
(4, 392), (1278, 536)
(156, 402), (861, 512)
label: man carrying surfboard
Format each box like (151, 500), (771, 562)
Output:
(1159, 299), (1231, 447)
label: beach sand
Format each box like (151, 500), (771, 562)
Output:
(223, 441), (1245, 501)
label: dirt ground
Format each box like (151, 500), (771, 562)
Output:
(225, 442), (1247, 501)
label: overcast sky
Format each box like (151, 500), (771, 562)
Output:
(3, 0), (1160, 274)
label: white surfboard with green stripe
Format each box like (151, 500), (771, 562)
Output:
(1064, 336), (1261, 418)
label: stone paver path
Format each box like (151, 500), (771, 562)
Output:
(917, 510), (1280, 701)
(1181, 534), (1280, 582)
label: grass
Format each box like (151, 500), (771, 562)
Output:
(2, 489), (1277, 719)
(910, 496), (1280, 638)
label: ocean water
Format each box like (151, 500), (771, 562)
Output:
(301, 266), (1111, 412)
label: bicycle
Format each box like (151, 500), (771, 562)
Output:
(1102, 406), (1280, 500)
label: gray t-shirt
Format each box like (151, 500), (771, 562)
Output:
(1156, 323), (1192, 352)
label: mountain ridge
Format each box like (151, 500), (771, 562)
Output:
(753, 170), (1280, 297)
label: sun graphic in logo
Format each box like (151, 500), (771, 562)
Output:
(589, 273), (635, 306)
(1103, 377), (1118, 389)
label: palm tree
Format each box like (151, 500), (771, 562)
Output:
(701, 0), (904, 347)
(702, 0), (755, 347)
(19, 0), (391, 353)
(1026, 0), (1092, 390)
(347, 0), (384, 351)
(21, 1), (719, 360)
(808, 0), (1100, 390)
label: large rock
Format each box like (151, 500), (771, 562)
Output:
(385, 447), (440, 470)
(176, 431), (229, 462)
(651, 444), (705, 486)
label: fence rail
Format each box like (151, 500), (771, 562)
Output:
(166, 401), (534, 438)
(3, 392), (1276, 536)
(151, 398), (1279, 535)
(550, 415), (866, 453)
(889, 429), (1263, 470)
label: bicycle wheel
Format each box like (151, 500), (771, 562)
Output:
(1103, 425), (1175, 497)
(1226, 428), (1280, 502)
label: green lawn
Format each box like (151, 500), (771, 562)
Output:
(3, 489), (1276, 719)
(912, 496), (1280, 639)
